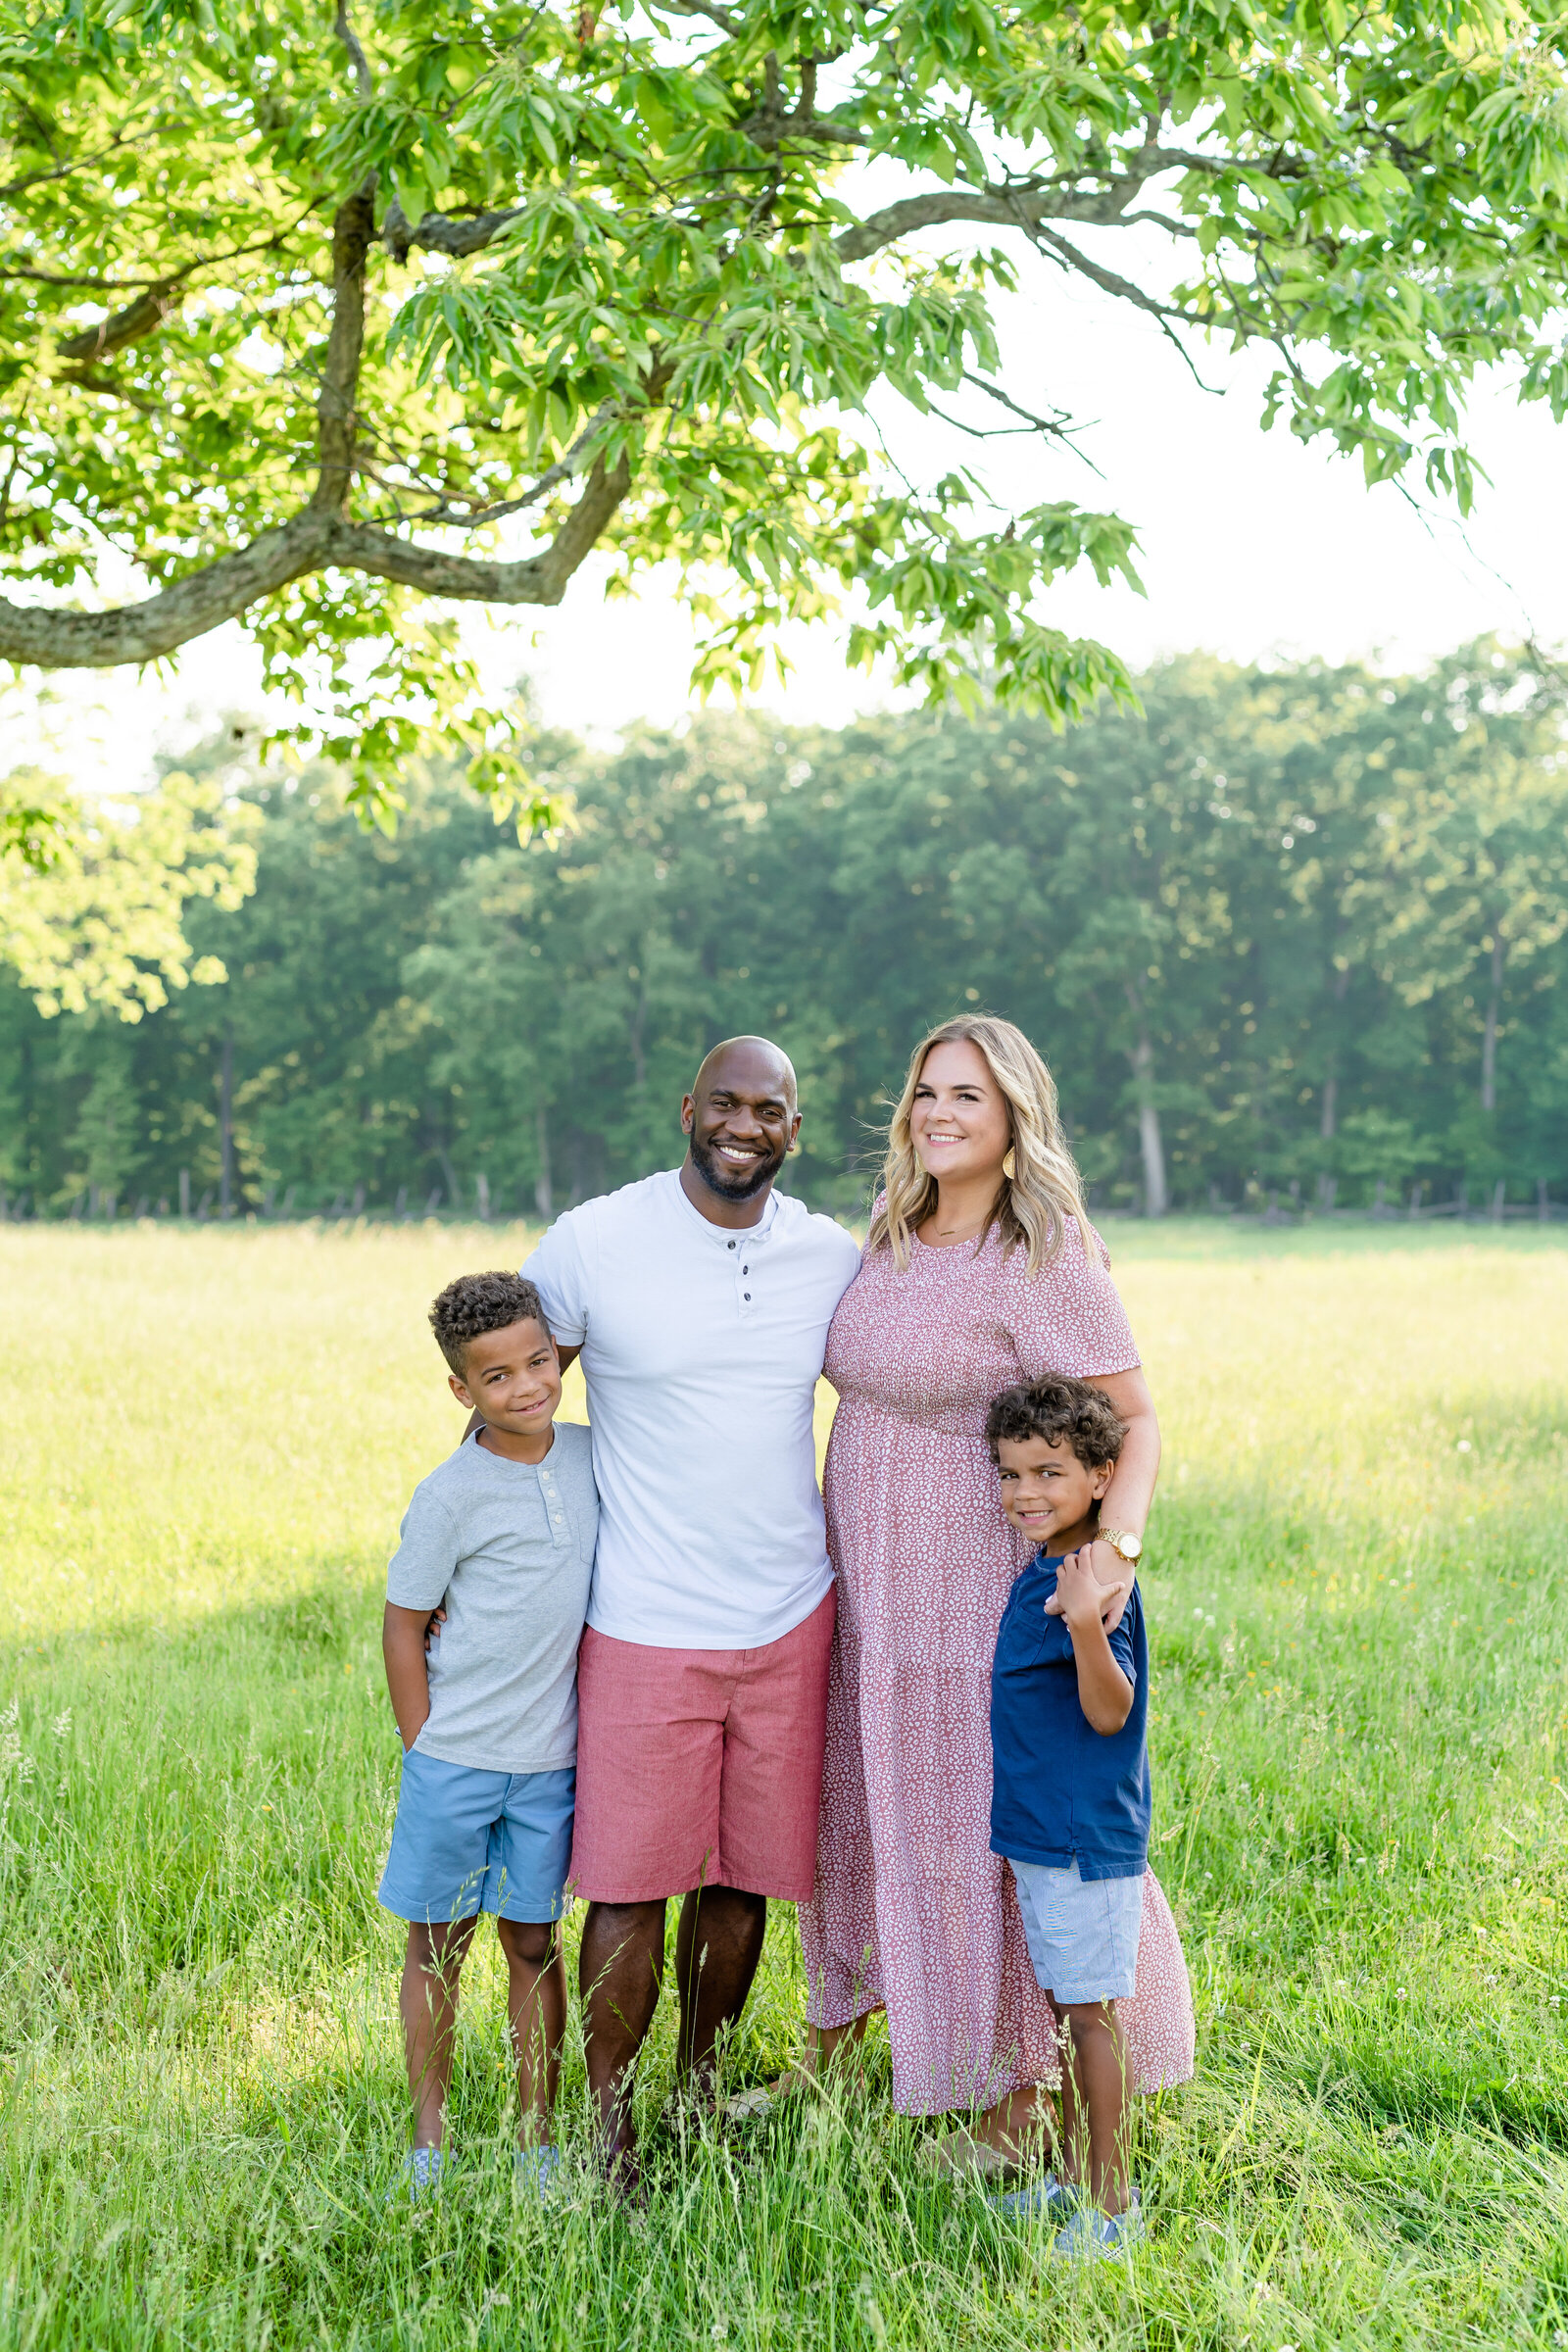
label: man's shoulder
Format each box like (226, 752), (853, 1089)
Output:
(772, 1192), (862, 1270)
(540, 1170), (677, 1242)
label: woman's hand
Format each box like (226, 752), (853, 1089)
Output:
(424, 1606), (447, 1653)
(1042, 1543), (1129, 1630)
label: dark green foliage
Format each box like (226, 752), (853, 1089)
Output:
(5, 646), (1566, 1216)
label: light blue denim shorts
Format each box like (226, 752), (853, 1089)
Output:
(1007, 1855), (1144, 2004)
(378, 1748), (575, 1927)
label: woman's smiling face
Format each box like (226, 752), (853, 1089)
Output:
(909, 1038), (1011, 1188)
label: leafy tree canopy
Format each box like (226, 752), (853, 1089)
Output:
(4, 0), (1567, 817)
(0, 764), (257, 1017)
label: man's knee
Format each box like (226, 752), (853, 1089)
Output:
(583, 1898), (666, 1963)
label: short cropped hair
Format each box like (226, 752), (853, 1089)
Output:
(984, 1373), (1127, 1470)
(429, 1270), (549, 1374)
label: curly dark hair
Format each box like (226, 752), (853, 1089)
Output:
(429, 1270), (549, 1374)
(983, 1373), (1127, 1470)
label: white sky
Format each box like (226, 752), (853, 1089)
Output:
(13, 225), (1568, 795)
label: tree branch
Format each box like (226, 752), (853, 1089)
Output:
(57, 279), (183, 364)
(0, 452), (634, 667)
(334, 0), (374, 99)
(833, 179), (1146, 263)
(310, 189), (375, 514)
(381, 199), (529, 263)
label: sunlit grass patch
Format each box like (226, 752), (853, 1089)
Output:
(0, 1222), (1565, 2349)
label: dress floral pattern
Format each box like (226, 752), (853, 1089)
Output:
(798, 1216), (1196, 2115)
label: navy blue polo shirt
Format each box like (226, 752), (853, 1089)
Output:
(990, 1552), (1151, 1881)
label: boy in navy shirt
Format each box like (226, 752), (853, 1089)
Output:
(984, 1374), (1150, 2259)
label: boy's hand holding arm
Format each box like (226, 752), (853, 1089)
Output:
(383, 1604), (435, 1750)
(1056, 1547), (1135, 1735)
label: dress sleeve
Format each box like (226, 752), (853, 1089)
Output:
(1007, 1217), (1141, 1380)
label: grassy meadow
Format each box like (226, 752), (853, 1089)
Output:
(0, 1218), (1565, 2349)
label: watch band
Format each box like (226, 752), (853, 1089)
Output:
(1097, 1526), (1143, 1563)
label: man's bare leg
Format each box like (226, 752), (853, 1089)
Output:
(496, 1917), (565, 2144)
(673, 1885), (767, 2093)
(401, 1917), (479, 2150)
(579, 1898), (666, 2189)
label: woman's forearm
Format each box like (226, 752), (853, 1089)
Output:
(1092, 1366), (1161, 1535)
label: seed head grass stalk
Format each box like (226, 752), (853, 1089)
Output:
(0, 1223), (1564, 2348)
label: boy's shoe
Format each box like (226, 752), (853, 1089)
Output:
(1053, 2191), (1144, 2263)
(514, 2144), (564, 2199)
(390, 2145), (446, 2206)
(989, 2174), (1079, 2220)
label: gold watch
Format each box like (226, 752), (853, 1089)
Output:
(1097, 1527), (1143, 1566)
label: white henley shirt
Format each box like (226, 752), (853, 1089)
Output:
(521, 1168), (862, 1649)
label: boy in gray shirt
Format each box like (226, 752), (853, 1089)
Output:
(380, 1271), (596, 2202)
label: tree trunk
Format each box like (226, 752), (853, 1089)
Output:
(1128, 1020), (1168, 1216)
(219, 1028), (234, 1214)
(1319, 1064), (1338, 1142)
(1480, 931), (1506, 1112)
(534, 1103), (554, 1219)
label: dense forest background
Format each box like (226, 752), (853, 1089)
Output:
(5, 643), (1567, 1220)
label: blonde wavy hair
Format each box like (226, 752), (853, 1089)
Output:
(868, 1015), (1095, 1274)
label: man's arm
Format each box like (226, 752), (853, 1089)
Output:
(1054, 1552), (1135, 1735)
(383, 1602), (434, 1749)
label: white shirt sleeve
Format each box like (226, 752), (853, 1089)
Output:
(520, 1208), (593, 1347)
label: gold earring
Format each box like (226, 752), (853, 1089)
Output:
(1003, 1148), (1016, 1181)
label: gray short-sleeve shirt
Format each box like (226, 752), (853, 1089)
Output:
(386, 1421), (596, 1773)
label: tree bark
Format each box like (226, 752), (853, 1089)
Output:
(1319, 1064), (1337, 1142)
(1125, 1003), (1168, 1216)
(219, 1026), (234, 1214)
(534, 1102), (554, 1219)
(1480, 931), (1505, 1112)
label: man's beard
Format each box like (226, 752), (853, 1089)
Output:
(689, 1130), (786, 1201)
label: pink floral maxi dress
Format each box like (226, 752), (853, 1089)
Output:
(798, 1218), (1196, 2115)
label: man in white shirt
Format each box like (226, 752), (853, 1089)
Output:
(521, 1036), (861, 2188)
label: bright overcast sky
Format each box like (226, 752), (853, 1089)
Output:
(18, 220), (1568, 796)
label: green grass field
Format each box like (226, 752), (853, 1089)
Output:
(1, 1220), (1565, 2350)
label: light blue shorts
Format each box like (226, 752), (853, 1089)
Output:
(1007, 1855), (1144, 2005)
(378, 1749), (575, 1927)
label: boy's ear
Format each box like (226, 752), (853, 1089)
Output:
(1091, 1461), (1115, 1499)
(448, 1370), (475, 1409)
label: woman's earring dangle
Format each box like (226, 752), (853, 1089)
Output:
(1002, 1147), (1017, 1181)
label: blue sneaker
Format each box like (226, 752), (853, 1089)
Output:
(989, 2175), (1079, 2220)
(390, 2146), (446, 2206)
(1053, 2191), (1144, 2262)
(514, 2145), (564, 2199)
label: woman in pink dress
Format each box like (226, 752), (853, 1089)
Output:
(794, 1015), (1194, 2167)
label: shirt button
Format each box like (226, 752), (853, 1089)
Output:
(744, 1292), (752, 1300)
(727, 1240), (736, 1250)
(553, 1513), (564, 1525)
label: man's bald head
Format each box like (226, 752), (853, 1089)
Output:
(692, 1035), (798, 1111)
(681, 1035), (802, 1210)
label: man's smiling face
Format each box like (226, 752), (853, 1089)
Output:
(682, 1038), (801, 1203)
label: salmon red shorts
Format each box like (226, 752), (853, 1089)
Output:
(567, 1588), (836, 1903)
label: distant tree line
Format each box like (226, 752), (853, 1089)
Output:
(4, 644), (1566, 1222)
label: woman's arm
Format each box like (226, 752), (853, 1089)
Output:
(1044, 1363), (1161, 1636)
(383, 1602), (434, 1750)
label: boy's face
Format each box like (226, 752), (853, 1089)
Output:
(995, 1433), (1113, 1550)
(449, 1316), (562, 1437)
